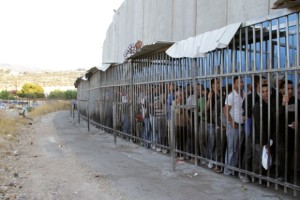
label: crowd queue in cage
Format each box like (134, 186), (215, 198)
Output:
(75, 12), (300, 194)
(114, 74), (300, 186)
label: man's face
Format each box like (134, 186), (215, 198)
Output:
(188, 85), (193, 95)
(234, 78), (244, 90)
(169, 83), (174, 92)
(287, 84), (293, 98)
(197, 85), (202, 93)
(280, 83), (293, 98)
(213, 79), (221, 91)
(136, 41), (143, 49)
(260, 86), (269, 102)
(278, 79), (283, 87)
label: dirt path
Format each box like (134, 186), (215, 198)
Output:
(0, 112), (125, 200)
(1, 111), (295, 200)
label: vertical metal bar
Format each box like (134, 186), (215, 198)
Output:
(297, 12), (300, 67)
(220, 49), (224, 166)
(87, 100), (90, 132)
(274, 17), (281, 191)
(113, 103), (117, 145)
(171, 105), (176, 171)
(130, 62), (134, 141)
(294, 12), (299, 197)
(294, 75), (298, 197)
(193, 58), (198, 166)
(284, 15), (289, 193)
(244, 26), (250, 177)
(88, 81), (90, 132)
(237, 29), (242, 175)
(77, 99), (80, 124)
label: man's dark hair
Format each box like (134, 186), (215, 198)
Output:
(233, 76), (239, 84)
(211, 78), (219, 86)
(279, 80), (293, 89)
(261, 83), (268, 88)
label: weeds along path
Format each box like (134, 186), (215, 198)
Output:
(0, 111), (125, 200)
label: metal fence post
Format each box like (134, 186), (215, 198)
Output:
(70, 102), (72, 117)
(72, 103), (75, 119)
(171, 105), (176, 171)
(77, 101), (80, 124)
(87, 100), (90, 132)
(113, 102), (117, 145)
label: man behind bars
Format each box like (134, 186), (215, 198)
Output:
(223, 76), (245, 179)
(241, 76), (267, 181)
(206, 78), (222, 173)
(252, 83), (277, 177)
(279, 80), (300, 182)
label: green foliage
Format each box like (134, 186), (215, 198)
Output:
(18, 83), (45, 99)
(48, 89), (76, 100)
(0, 90), (9, 99)
(0, 90), (16, 100)
(48, 90), (65, 99)
(64, 90), (77, 100)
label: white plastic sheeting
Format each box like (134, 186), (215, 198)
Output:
(166, 22), (241, 58)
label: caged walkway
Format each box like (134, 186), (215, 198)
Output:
(68, 110), (296, 199)
(74, 11), (300, 197)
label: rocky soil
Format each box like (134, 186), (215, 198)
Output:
(0, 113), (125, 200)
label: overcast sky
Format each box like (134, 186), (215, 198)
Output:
(0, 0), (124, 71)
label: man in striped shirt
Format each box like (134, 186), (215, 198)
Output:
(123, 40), (143, 60)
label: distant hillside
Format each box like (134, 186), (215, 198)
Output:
(0, 67), (86, 91)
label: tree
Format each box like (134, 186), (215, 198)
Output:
(18, 83), (45, 98)
(64, 90), (77, 100)
(48, 90), (65, 99)
(48, 90), (77, 100)
(0, 90), (16, 100)
(0, 90), (9, 100)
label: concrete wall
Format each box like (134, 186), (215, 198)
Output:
(102, 0), (295, 64)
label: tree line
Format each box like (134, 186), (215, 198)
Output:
(0, 83), (77, 100)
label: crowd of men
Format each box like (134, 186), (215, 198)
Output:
(119, 74), (300, 184)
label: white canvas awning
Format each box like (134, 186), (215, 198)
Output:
(166, 22), (242, 58)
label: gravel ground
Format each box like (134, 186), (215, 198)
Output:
(0, 112), (125, 200)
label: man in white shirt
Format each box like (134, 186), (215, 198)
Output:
(223, 76), (245, 177)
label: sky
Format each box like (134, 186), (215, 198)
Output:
(0, 0), (124, 71)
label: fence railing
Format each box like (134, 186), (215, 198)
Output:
(76, 11), (300, 196)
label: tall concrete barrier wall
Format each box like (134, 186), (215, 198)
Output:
(102, 0), (298, 64)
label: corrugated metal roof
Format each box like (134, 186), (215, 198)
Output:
(126, 41), (175, 60)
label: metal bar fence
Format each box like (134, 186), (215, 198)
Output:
(76, 12), (300, 196)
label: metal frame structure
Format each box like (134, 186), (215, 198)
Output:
(75, 11), (300, 196)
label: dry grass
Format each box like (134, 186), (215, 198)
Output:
(0, 111), (21, 140)
(0, 101), (70, 142)
(29, 100), (71, 117)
